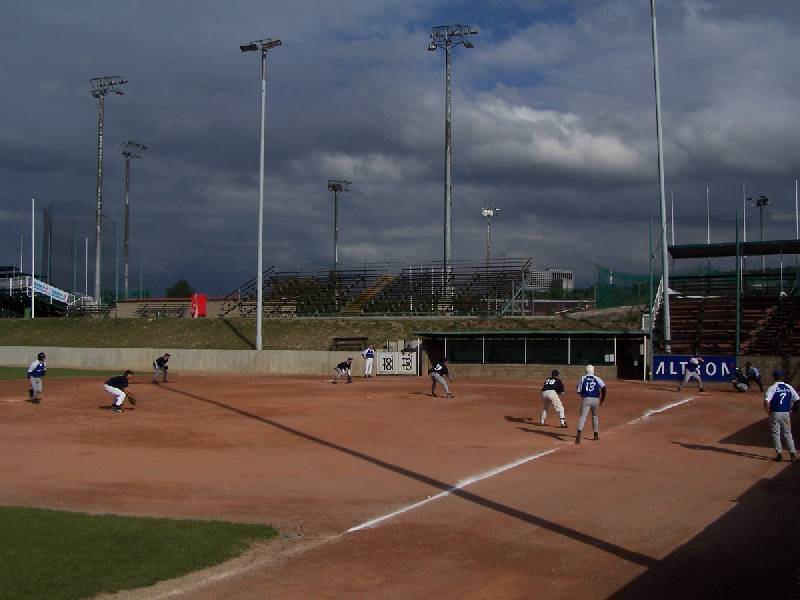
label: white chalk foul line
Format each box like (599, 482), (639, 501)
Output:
(628, 396), (697, 424)
(347, 448), (558, 533)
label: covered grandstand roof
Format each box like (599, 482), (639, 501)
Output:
(668, 239), (800, 259)
(414, 330), (646, 338)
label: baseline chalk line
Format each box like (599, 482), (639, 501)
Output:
(628, 396), (697, 424)
(347, 448), (558, 533)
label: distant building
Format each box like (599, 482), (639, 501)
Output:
(530, 268), (574, 292)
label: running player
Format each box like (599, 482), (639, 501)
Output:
(26, 352), (46, 404)
(540, 369), (567, 427)
(428, 358), (454, 398)
(575, 364), (606, 444)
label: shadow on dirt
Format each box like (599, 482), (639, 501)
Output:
(162, 385), (656, 568)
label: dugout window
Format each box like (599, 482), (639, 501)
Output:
(570, 338), (615, 365)
(524, 338), (569, 364)
(446, 338), (483, 363)
(484, 338), (525, 364)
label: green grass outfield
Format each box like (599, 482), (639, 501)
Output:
(0, 308), (641, 351)
(0, 367), (119, 381)
(0, 506), (277, 600)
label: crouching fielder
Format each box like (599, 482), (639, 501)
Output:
(540, 369), (567, 427)
(332, 358), (353, 384)
(104, 370), (134, 413)
(428, 358), (454, 398)
(575, 365), (606, 444)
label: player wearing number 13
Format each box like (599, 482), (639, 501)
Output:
(764, 370), (799, 463)
(575, 365), (606, 444)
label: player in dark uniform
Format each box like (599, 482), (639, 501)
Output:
(540, 369), (567, 427)
(332, 357), (353, 383)
(744, 362), (764, 392)
(730, 368), (750, 392)
(104, 370), (135, 413)
(152, 353), (170, 384)
(428, 358), (454, 398)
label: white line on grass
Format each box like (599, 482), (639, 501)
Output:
(347, 448), (558, 533)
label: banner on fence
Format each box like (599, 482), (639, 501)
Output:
(653, 354), (735, 381)
(31, 278), (70, 304)
(377, 352), (418, 376)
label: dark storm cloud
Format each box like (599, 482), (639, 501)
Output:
(1, 0), (799, 295)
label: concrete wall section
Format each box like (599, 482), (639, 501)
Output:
(446, 363), (616, 380)
(0, 347), (365, 377)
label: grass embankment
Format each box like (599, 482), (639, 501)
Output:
(0, 306), (642, 351)
(0, 367), (119, 381)
(0, 506), (277, 600)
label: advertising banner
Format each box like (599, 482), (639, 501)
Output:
(376, 352), (418, 376)
(31, 278), (70, 304)
(653, 354), (735, 382)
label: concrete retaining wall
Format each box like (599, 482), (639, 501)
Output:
(0, 346), (366, 377)
(445, 363), (617, 380)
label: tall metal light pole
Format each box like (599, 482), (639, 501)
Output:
(90, 76), (127, 305)
(327, 179), (351, 271)
(480, 207), (500, 267)
(121, 141), (147, 299)
(428, 24), (477, 279)
(240, 38), (281, 352)
(756, 195), (769, 274)
(649, 0), (671, 353)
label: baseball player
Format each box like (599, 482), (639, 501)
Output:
(26, 352), (47, 404)
(362, 345), (375, 378)
(744, 362), (764, 392)
(677, 350), (705, 392)
(575, 364), (606, 444)
(763, 370), (799, 462)
(428, 357), (454, 398)
(104, 370), (135, 414)
(332, 357), (353, 383)
(540, 369), (567, 427)
(731, 368), (750, 393)
(152, 353), (170, 384)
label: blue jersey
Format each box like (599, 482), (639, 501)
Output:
(27, 360), (46, 378)
(577, 374), (605, 398)
(765, 382), (799, 412)
(362, 348), (375, 359)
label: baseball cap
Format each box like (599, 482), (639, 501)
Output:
(124, 369), (134, 376)
(773, 370), (785, 380)
(551, 369), (559, 377)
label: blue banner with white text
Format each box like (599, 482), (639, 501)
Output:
(653, 355), (736, 382)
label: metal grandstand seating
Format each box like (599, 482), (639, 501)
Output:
(218, 259), (535, 317)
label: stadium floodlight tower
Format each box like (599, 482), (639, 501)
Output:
(747, 195), (770, 274)
(90, 76), (127, 305)
(120, 141), (147, 299)
(240, 37), (281, 351)
(428, 24), (477, 281)
(327, 179), (352, 272)
(480, 207), (500, 266)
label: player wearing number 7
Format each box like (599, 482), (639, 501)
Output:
(575, 364), (606, 444)
(764, 370), (799, 463)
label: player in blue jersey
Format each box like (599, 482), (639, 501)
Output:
(575, 364), (606, 444)
(763, 370), (799, 462)
(361, 345), (375, 378)
(26, 352), (47, 404)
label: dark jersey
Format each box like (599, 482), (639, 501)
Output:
(541, 377), (564, 394)
(429, 362), (449, 377)
(336, 361), (351, 371)
(105, 375), (130, 389)
(154, 355), (169, 368)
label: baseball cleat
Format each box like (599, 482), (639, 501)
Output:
(791, 453), (797, 463)
(575, 431), (582, 444)
(559, 423), (568, 428)
(775, 454), (783, 462)
(30, 398), (40, 405)
(112, 405), (123, 413)
(593, 432), (599, 441)
(446, 393), (455, 398)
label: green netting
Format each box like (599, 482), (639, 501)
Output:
(595, 265), (651, 309)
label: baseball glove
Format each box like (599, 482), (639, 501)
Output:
(127, 394), (137, 406)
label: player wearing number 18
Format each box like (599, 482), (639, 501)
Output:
(764, 370), (799, 463)
(575, 365), (606, 444)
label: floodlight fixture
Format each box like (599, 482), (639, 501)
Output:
(428, 24), (478, 284)
(481, 207), (500, 266)
(328, 179), (352, 271)
(90, 75), (127, 304)
(120, 141), (147, 298)
(240, 35), (281, 351)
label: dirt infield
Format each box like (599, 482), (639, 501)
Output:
(1, 373), (798, 598)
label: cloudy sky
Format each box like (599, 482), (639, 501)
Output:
(2, 0), (800, 296)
